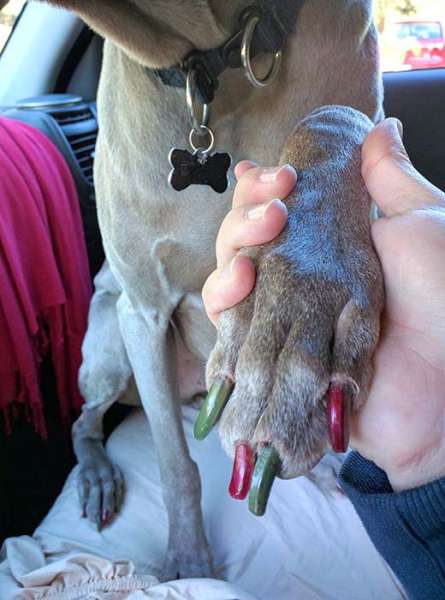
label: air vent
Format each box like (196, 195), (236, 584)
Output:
(66, 131), (97, 184)
(48, 103), (98, 185)
(51, 106), (94, 126)
(14, 95), (99, 187)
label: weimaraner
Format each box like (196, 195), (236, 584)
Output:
(34, 0), (383, 580)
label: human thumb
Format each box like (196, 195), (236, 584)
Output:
(362, 118), (445, 217)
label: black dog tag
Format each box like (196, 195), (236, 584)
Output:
(168, 148), (231, 194)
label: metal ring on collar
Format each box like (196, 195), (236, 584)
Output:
(186, 69), (210, 131)
(189, 125), (215, 155)
(241, 14), (283, 88)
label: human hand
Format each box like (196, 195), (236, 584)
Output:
(202, 118), (445, 493)
(351, 119), (445, 491)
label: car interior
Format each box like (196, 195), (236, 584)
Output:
(0, 0), (444, 583)
(0, 3), (126, 542)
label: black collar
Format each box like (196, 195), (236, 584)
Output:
(154, 0), (306, 104)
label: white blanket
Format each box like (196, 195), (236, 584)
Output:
(0, 407), (405, 599)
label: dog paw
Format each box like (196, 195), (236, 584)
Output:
(196, 106), (384, 515)
(76, 440), (124, 530)
(197, 198), (383, 514)
(195, 107), (385, 514)
(202, 250), (382, 513)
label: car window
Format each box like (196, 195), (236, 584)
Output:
(375, 0), (445, 72)
(0, 0), (26, 54)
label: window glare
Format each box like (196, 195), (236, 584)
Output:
(375, 0), (445, 72)
(0, 0), (26, 54)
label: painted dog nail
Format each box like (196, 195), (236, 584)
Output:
(229, 442), (255, 500)
(248, 445), (280, 517)
(101, 510), (110, 527)
(95, 515), (102, 532)
(82, 504), (87, 519)
(194, 379), (234, 441)
(327, 384), (352, 453)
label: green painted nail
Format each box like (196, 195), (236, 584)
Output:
(194, 379), (234, 441)
(248, 446), (280, 517)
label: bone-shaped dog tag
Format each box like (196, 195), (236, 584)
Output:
(168, 148), (231, 194)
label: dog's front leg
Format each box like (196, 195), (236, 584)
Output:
(74, 261), (131, 529)
(117, 293), (212, 581)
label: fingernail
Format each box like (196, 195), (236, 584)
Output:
(327, 384), (352, 453)
(258, 164), (295, 183)
(235, 159), (257, 173)
(194, 379), (234, 441)
(258, 166), (280, 183)
(247, 198), (283, 220)
(248, 445), (280, 517)
(229, 442), (256, 500)
(218, 257), (237, 280)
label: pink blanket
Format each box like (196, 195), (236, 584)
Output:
(0, 117), (92, 437)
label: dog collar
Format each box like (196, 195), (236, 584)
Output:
(155, 0), (306, 104)
(164, 0), (306, 194)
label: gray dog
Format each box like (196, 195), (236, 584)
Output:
(34, 0), (383, 580)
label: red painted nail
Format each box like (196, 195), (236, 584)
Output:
(327, 384), (351, 453)
(229, 442), (256, 500)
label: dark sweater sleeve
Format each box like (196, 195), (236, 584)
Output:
(339, 452), (445, 600)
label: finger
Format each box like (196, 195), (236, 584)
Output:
(362, 118), (445, 217)
(216, 198), (288, 267)
(233, 164), (297, 209)
(202, 255), (255, 325)
(234, 160), (257, 182)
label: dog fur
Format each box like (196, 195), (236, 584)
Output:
(32, 0), (383, 579)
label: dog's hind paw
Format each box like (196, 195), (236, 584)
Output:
(76, 439), (125, 530)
